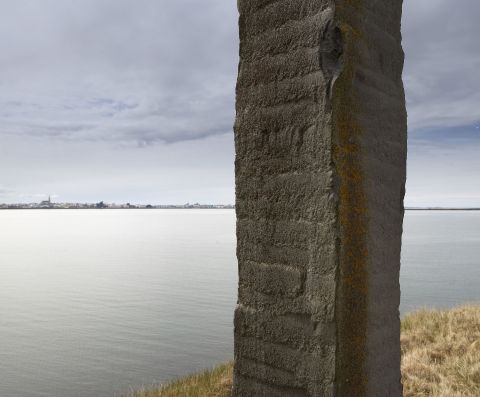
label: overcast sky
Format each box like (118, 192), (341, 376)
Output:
(0, 0), (479, 206)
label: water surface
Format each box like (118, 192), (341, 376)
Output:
(0, 209), (479, 397)
(400, 210), (480, 312)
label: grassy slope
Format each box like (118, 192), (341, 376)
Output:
(124, 306), (480, 397)
(124, 363), (233, 397)
(401, 306), (480, 397)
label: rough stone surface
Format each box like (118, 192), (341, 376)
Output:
(233, 1), (406, 396)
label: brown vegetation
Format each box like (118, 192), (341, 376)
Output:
(123, 363), (232, 397)
(401, 305), (480, 396)
(123, 306), (479, 397)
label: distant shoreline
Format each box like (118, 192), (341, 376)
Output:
(0, 207), (479, 211)
(0, 206), (235, 210)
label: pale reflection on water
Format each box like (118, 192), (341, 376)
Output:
(0, 209), (479, 397)
(401, 210), (480, 313)
(0, 210), (237, 397)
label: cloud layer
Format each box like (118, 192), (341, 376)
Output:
(1, 0), (479, 144)
(0, 0), (237, 145)
(403, 0), (480, 132)
(0, 0), (479, 205)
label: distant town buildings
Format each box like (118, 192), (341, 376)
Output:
(0, 198), (235, 210)
(2, 200), (478, 211)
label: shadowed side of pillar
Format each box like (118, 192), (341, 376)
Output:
(333, 2), (407, 396)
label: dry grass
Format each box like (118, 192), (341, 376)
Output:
(401, 305), (480, 397)
(123, 363), (233, 397)
(123, 306), (480, 397)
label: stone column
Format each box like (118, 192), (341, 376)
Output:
(233, 1), (406, 396)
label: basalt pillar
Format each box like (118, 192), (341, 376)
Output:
(233, 1), (407, 396)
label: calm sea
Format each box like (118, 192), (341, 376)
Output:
(0, 209), (479, 397)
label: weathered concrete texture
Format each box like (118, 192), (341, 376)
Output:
(233, 1), (406, 396)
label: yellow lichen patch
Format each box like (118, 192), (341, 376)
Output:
(331, 1), (369, 396)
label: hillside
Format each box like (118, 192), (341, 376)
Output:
(124, 305), (480, 397)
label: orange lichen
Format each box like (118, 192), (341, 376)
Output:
(331, 2), (369, 396)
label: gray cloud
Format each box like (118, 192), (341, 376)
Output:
(0, 0), (237, 145)
(0, 132), (235, 204)
(0, 1), (478, 205)
(1, 1), (478, 144)
(0, 187), (15, 196)
(403, 0), (480, 131)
